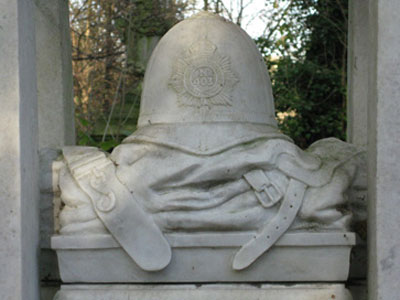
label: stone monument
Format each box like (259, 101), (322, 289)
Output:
(52, 12), (365, 299)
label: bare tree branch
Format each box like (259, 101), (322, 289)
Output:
(72, 51), (124, 61)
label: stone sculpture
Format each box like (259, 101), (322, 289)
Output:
(52, 12), (365, 283)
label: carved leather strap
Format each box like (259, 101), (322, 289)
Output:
(233, 179), (307, 270)
(244, 169), (283, 208)
(63, 147), (172, 272)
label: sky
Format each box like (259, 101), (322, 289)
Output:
(70, 0), (285, 39)
(227, 1), (273, 38)
(185, 0), (285, 39)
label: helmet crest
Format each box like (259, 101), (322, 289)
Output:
(169, 38), (239, 108)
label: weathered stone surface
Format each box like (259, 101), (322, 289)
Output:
(368, 1), (400, 299)
(346, 6), (369, 300)
(348, 280), (367, 300)
(54, 284), (353, 300)
(139, 12), (276, 127)
(347, 0), (369, 147)
(41, 285), (59, 300)
(35, 0), (75, 149)
(34, 0), (75, 290)
(0, 0), (40, 299)
(52, 232), (355, 282)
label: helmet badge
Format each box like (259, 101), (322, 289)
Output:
(169, 38), (239, 108)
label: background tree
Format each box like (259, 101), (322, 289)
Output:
(70, 0), (187, 151)
(257, 0), (348, 148)
(70, 0), (348, 150)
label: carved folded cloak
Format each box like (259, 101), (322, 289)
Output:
(107, 125), (360, 232)
(59, 125), (362, 270)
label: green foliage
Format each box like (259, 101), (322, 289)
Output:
(271, 57), (346, 148)
(257, 0), (348, 148)
(125, 0), (185, 36)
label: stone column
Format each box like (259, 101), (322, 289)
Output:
(34, 0), (75, 298)
(347, 0), (369, 147)
(347, 4), (369, 300)
(368, 1), (400, 299)
(0, 0), (40, 299)
(36, 0), (75, 149)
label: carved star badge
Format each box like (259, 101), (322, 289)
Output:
(169, 39), (239, 107)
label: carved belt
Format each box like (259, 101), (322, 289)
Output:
(63, 148), (306, 272)
(62, 147), (171, 271)
(234, 171), (307, 270)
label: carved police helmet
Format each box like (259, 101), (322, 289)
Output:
(138, 11), (277, 127)
(125, 12), (288, 155)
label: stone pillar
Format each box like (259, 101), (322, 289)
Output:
(368, 1), (400, 299)
(347, 0), (369, 147)
(347, 4), (369, 300)
(0, 0), (40, 299)
(34, 0), (75, 298)
(36, 0), (75, 149)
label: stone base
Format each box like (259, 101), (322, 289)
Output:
(52, 232), (355, 282)
(54, 284), (352, 300)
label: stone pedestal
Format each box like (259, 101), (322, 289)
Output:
(52, 232), (355, 283)
(55, 284), (352, 300)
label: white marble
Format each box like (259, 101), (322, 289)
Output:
(140, 12), (276, 127)
(52, 12), (365, 283)
(53, 137), (364, 276)
(0, 0), (40, 299)
(52, 232), (354, 282)
(54, 284), (353, 300)
(368, 1), (400, 299)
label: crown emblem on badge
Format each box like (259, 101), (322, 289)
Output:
(169, 39), (239, 107)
